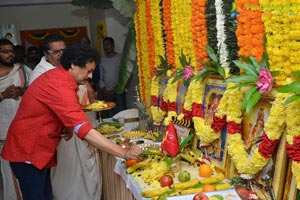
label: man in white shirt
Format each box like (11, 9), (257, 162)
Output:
(0, 39), (32, 200)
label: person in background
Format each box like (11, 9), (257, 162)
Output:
(1, 44), (142, 200)
(25, 46), (40, 70)
(0, 39), (32, 200)
(13, 45), (26, 65)
(98, 37), (126, 117)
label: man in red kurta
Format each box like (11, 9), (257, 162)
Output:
(1, 44), (142, 200)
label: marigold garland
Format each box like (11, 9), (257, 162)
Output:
(162, 0), (175, 67)
(163, 77), (178, 125)
(150, 76), (167, 123)
(236, 0), (264, 62)
(191, 0), (209, 68)
(191, 79), (225, 144)
(226, 89), (286, 175)
(284, 95), (300, 189)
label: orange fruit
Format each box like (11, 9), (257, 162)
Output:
(202, 184), (217, 192)
(198, 164), (213, 178)
(125, 159), (137, 167)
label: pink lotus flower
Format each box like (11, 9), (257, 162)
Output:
(182, 66), (194, 80)
(256, 69), (273, 93)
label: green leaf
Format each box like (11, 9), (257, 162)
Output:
(180, 133), (194, 152)
(228, 82), (251, 89)
(277, 81), (300, 93)
(116, 27), (137, 93)
(271, 70), (280, 77)
(112, 0), (136, 18)
(226, 75), (258, 84)
(71, 0), (113, 9)
(284, 94), (300, 105)
(217, 65), (225, 77)
(242, 86), (258, 111)
(206, 45), (218, 62)
(245, 90), (261, 114)
(139, 151), (159, 156)
(249, 56), (261, 73)
(233, 60), (257, 76)
(292, 71), (300, 78)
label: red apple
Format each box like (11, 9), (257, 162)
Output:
(159, 175), (173, 187)
(235, 186), (250, 200)
(193, 192), (209, 200)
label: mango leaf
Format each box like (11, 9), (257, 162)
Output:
(116, 27), (137, 93)
(193, 69), (210, 81)
(277, 81), (300, 94)
(179, 50), (191, 67)
(271, 70), (280, 77)
(217, 65), (225, 77)
(206, 45), (218, 62)
(242, 86), (258, 111)
(228, 82), (252, 89)
(155, 55), (172, 76)
(233, 60), (257, 76)
(292, 71), (300, 78)
(249, 56), (261, 72)
(226, 75), (258, 84)
(172, 70), (184, 83)
(284, 94), (300, 105)
(245, 90), (261, 114)
(180, 133), (194, 152)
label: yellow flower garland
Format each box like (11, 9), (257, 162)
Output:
(163, 77), (178, 125)
(191, 79), (223, 144)
(150, 76), (166, 123)
(285, 96), (300, 189)
(226, 90), (287, 175)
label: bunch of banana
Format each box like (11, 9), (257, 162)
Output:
(144, 131), (160, 141)
(84, 101), (107, 110)
(141, 186), (170, 198)
(123, 131), (146, 138)
(171, 178), (199, 190)
(126, 157), (152, 174)
(215, 182), (232, 190)
(179, 150), (203, 165)
(200, 173), (225, 184)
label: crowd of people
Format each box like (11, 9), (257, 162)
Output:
(0, 34), (138, 200)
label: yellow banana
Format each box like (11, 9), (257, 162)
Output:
(180, 153), (196, 164)
(126, 158), (151, 174)
(200, 173), (224, 184)
(171, 178), (199, 190)
(215, 182), (232, 190)
(141, 186), (170, 198)
(180, 187), (203, 195)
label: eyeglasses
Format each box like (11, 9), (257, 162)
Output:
(0, 49), (15, 54)
(48, 49), (64, 55)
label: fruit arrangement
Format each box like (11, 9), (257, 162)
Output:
(96, 122), (124, 135)
(84, 101), (109, 110)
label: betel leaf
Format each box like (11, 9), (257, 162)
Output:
(277, 81), (300, 93)
(206, 45), (218, 62)
(225, 75), (258, 84)
(242, 86), (258, 111)
(284, 94), (300, 105)
(245, 90), (261, 114)
(233, 60), (257, 76)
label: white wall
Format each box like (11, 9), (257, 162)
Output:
(0, 3), (90, 44)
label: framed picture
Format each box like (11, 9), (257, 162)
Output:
(282, 160), (299, 200)
(196, 78), (229, 173)
(230, 95), (288, 200)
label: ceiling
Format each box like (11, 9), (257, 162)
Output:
(0, 0), (71, 7)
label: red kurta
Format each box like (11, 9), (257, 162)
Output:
(1, 67), (93, 170)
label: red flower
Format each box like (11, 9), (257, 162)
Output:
(258, 132), (280, 159)
(211, 115), (226, 132)
(286, 136), (300, 162)
(227, 121), (242, 134)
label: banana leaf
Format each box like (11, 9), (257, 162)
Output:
(71, 0), (113, 9)
(116, 27), (137, 94)
(112, 0), (136, 18)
